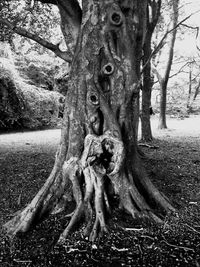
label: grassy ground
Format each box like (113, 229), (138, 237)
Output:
(0, 116), (200, 267)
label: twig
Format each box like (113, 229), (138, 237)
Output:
(13, 259), (32, 263)
(141, 234), (155, 241)
(182, 223), (200, 235)
(17, 193), (22, 207)
(141, 10), (200, 75)
(118, 226), (144, 232)
(111, 246), (129, 252)
(161, 239), (194, 252)
(63, 246), (87, 253)
(138, 143), (159, 149)
(181, 23), (199, 39)
(137, 244), (143, 255)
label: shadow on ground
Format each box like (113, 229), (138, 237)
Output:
(0, 116), (200, 266)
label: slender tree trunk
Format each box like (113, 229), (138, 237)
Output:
(141, 0), (161, 141)
(193, 80), (200, 101)
(157, 0), (179, 129)
(141, 33), (153, 141)
(186, 67), (192, 112)
(4, 0), (174, 244)
(158, 80), (167, 129)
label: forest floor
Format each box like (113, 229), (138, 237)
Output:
(0, 115), (200, 267)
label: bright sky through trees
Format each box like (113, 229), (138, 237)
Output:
(180, 0), (200, 52)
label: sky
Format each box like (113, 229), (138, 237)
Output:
(180, 0), (200, 52)
(151, 0), (200, 89)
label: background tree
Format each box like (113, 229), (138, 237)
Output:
(140, 0), (161, 141)
(186, 60), (200, 112)
(151, 0), (200, 119)
(3, 0), (174, 244)
(153, 0), (179, 129)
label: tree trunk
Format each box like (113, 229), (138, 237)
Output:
(141, 33), (153, 141)
(4, 0), (174, 244)
(193, 79), (200, 101)
(158, 80), (167, 129)
(186, 67), (192, 112)
(141, 0), (161, 141)
(157, 0), (179, 129)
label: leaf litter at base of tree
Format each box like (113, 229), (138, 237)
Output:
(0, 116), (200, 266)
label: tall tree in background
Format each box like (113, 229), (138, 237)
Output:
(187, 63), (193, 110)
(141, 0), (161, 141)
(153, 0), (179, 129)
(185, 59), (200, 112)
(3, 0), (174, 244)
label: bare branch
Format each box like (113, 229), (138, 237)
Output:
(141, 10), (200, 75)
(168, 62), (191, 80)
(0, 17), (72, 62)
(181, 23), (199, 39)
(193, 79), (200, 101)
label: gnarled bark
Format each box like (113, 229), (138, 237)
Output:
(4, 0), (175, 243)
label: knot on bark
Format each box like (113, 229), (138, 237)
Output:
(102, 63), (114, 76)
(88, 92), (99, 105)
(109, 10), (123, 26)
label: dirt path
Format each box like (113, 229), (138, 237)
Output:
(139, 114), (200, 140)
(0, 115), (199, 154)
(151, 115), (200, 139)
(0, 128), (61, 154)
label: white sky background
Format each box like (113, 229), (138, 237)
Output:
(152, 0), (200, 86)
(176, 0), (200, 56)
(150, 1), (200, 105)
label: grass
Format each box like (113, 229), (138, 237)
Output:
(0, 115), (200, 266)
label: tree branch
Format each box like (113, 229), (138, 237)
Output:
(193, 79), (200, 101)
(168, 62), (190, 80)
(141, 10), (200, 75)
(163, 1), (179, 84)
(181, 23), (199, 39)
(38, 0), (82, 51)
(0, 17), (72, 62)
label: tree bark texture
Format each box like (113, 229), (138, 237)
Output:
(141, 33), (153, 141)
(141, 0), (161, 141)
(158, 80), (167, 128)
(4, 0), (175, 243)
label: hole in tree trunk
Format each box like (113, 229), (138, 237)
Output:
(102, 63), (114, 76)
(89, 93), (99, 105)
(109, 11), (123, 26)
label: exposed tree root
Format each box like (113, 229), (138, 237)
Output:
(4, 130), (175, 244)
(2, 0), (178, 247)
(3, 159), (62, 236)
(138, 143), (159, 149)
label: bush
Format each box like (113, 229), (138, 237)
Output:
(0, 42), (64, 130)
